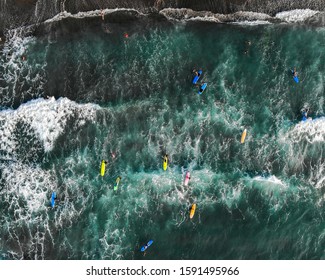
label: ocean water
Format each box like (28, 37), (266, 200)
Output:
(0, 17), (324, 260)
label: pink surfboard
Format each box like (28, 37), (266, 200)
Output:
(184, 171), (191, 186)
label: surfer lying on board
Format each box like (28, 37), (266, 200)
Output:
(198, 83), (205, 93)
(302, 109), (312, 121)
(193, 69), (201, 77)
(292, 67), (298, 77)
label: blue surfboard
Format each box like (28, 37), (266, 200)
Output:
(198, 83), (207, 94)
(141, 240), (153, 252)
(192, 70), (202, 84)
(50, 192), (56, 208)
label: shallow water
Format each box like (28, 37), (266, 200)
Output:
(0, 19), (324, 260)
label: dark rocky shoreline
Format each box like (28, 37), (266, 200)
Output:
(1, 0), (325, 37)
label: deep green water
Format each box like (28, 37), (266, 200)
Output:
(0, 19), (324, 259)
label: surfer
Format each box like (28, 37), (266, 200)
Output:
(184, 171), (191, 186)
(141, 240), (153, 253)
(302, 109), (311, 121)
(100, 9), (104, 20)
(199, 84), (204, 93)
(114, 176), (121, 191)
(292, 67), (297, 77)
(193, 69), (201, 77)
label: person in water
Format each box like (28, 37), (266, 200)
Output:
(293, 67), (298, 77)
(100, 9), (104, 20)
(198, 84), (205, 93)
(193, 69), (201, 77)
(302, 109), (312, 121)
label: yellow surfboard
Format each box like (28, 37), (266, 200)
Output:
(190, 203), (196, 219)
(163, 155), (168, 171)
(241, 129), (247, 144)
(100, 160), (106, 176)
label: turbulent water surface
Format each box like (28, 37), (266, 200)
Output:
(0, 14), (324, 260)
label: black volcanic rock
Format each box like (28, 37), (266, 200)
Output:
(1, 0), (325, 35)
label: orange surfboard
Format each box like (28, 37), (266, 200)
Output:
(190, 204), (196, 219)
(241, 129), (247, 144)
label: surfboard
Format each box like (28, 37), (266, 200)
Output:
(184, 171), (191, 186)
(163, 155), (168, 171)
(50, 192), (56, 208)
(100, 160), (106, 176)
(198, 83), (207, 94)
(190, 203), (196, 219)
(192, 70), (202, 84)
(114, 177), (121, 191)
(141, 240), (154, 252)
(241, 129), (247, 144)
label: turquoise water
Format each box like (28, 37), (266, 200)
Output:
(0, 19), (324, 259)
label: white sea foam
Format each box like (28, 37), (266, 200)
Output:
(275, 9), (319, 23)
(1, 162), (53, 214)
(0, 161), (55, 259)
(160, 8), (273, 24)
(44, 8), (145, 24)
(230, 20), (272, 26)
(0, 155), (93, 258)
(0, 97), (99, 153)
(0, 29), (38, 103)
(185, 15), (221, 23)
(253, 175), (287, 188)
(284, 117), (325, 143)
(159, 8), (324, 25)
